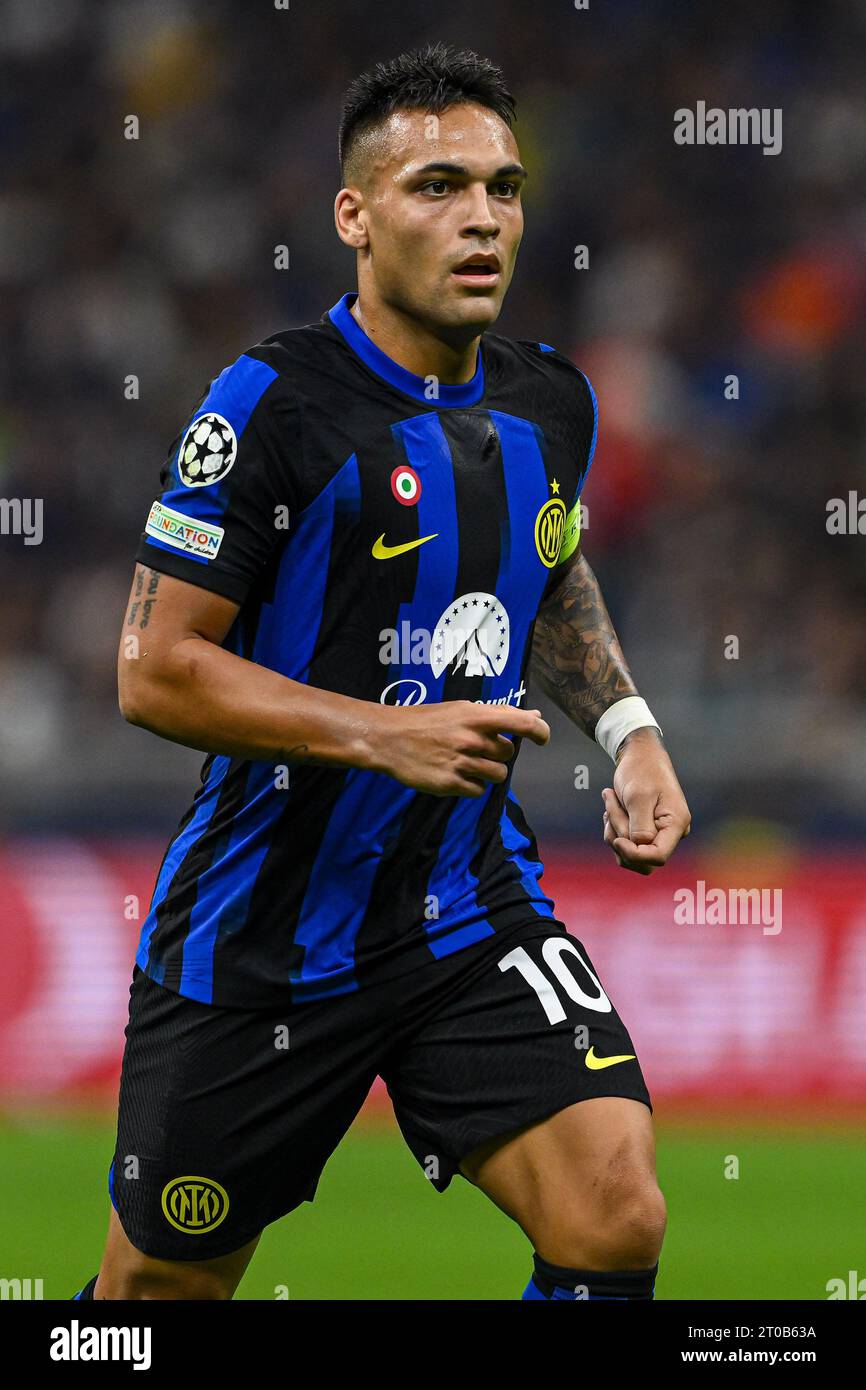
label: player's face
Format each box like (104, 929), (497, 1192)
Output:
(357, 103), (525, 338)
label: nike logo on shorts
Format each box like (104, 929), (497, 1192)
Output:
(585, 1046), (635, 1070)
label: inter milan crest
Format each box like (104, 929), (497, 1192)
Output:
(534, 495), (567, 567)
(161, 1174), (229, 1234)
(431, 592), (510, 678)
(177, 412), (238, 488)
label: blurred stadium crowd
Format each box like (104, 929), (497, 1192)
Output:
(1, 0), (864, 836)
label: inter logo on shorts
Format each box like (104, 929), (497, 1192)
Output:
(391, 465), (421, 505)
(534, 497), (566, 567)
(161, 1176), (229, 1234)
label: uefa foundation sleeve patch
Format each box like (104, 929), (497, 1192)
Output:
(145, 500), (225, 559)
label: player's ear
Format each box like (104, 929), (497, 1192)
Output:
(334, 187), (369, 250)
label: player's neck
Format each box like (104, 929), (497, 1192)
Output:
(350, 292), (480, 386)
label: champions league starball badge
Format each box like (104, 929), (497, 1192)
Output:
(177, 412), (238, 487)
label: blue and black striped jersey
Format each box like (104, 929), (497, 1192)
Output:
(133, 292), (598, 1007)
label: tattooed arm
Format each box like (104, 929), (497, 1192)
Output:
(532, 548), (691, 873)
(531, 549), (640, 739)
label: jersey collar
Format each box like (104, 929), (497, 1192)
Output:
(327, 292), (485, 408)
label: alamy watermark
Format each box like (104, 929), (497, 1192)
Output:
(0, 497), (43, 545)
(1, 1276), (43, 1299)
(826, 492), (865, 535)
(674, 102), (782, 156)
(674, 880), (782, 935)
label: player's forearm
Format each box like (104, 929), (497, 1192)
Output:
(530, 550), (640, 739)
(119, 634), (384, 770)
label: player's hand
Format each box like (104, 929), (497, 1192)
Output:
(371, 700), (550, 797)
(601, 727), (691, 874)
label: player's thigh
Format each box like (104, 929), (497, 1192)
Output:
(97, 1206), (260, 1300)
(460, 1094), (661, 1235)
(387, 922), (653, 1197)
(386, 922), (663, 1263)
(110, 966), (380, 1268)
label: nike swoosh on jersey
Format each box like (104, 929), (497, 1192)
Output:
(371, 532), (438, 559)
(584, 1046), (636, 1070)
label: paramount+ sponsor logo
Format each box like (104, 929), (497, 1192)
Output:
(378, 592), (526, 705)
(381, 678), (428, 705)
(380, 678), (527, 708)
(161, 1174), (229, 1234)
(380, 593), (511, 677)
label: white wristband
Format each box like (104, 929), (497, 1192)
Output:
(595, 696), (662, 762)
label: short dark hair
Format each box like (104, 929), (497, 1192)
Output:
(339, 43), (517, 182)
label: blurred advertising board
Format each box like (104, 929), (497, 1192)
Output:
(0, 841), (864, 1105)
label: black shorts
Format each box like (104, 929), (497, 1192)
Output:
(109, 919), (651, 1260)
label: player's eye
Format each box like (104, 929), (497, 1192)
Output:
(420, 180), (451, 196)
(492, 182), (519, 198)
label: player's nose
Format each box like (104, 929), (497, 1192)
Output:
(460, 187), (502, 237)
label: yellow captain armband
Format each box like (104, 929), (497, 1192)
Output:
(555, 499), (582, 566)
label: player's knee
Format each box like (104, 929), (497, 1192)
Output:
(601, 1177), (667, 1267)
(97, 1266), (234, 1301)
(538, 1174), (666, 1270)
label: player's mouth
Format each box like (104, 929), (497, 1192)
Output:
(451, 253), (501, 289)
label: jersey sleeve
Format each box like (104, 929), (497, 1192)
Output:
(555, 368), (596, 567)
(528, 342), (599, 581)
(135, 353), (301, 604)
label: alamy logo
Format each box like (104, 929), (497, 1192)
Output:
(50, 1321), (151, 1370)
(0, 497), (43, 545)
(674, 880), (782, 935)
(826, 492), (866, 535)
(0, 1276), (43, 1299)
(826, 1270), (866, 1299)
(674, 101), (782, 156)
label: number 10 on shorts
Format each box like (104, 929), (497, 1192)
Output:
(498, 939), (612, 1024)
